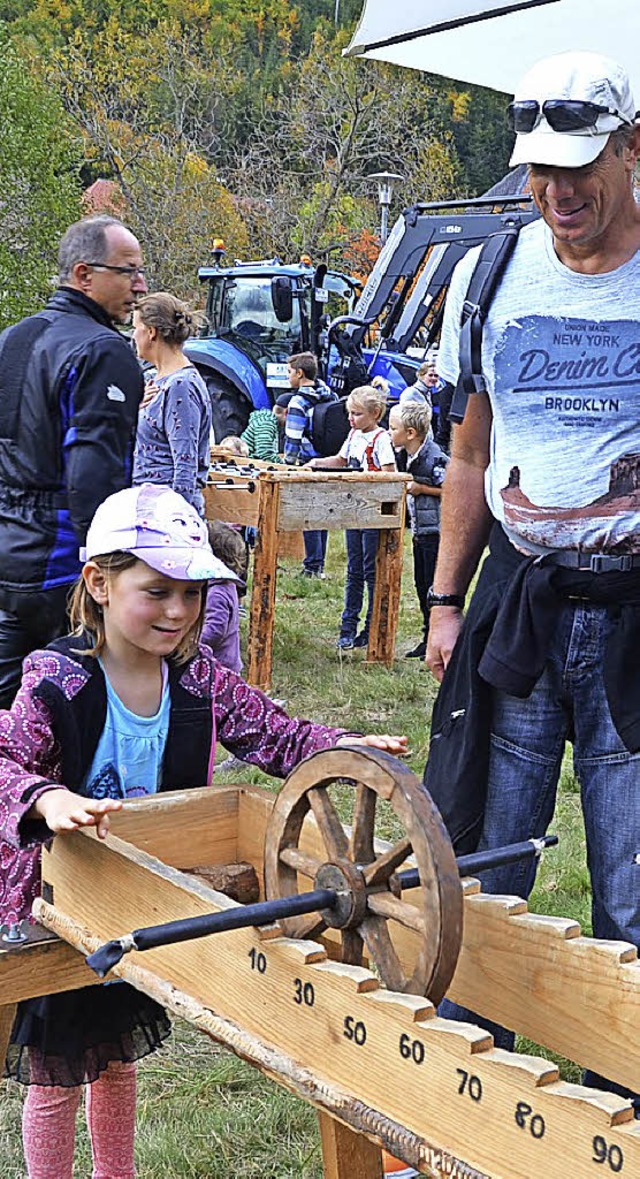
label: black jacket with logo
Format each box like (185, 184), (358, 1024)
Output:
(0, 287), (143, 592)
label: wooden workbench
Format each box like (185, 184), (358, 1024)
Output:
(205, 468), (408, 691)
(3, 782), (640, 1178)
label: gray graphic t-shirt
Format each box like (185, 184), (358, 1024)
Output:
(438, 218), (640, 553)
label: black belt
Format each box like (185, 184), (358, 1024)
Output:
(541, 550), (640, 574)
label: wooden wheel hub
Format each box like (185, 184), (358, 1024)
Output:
(314, 861), (368, 930)
(264, 746), (463, 1003)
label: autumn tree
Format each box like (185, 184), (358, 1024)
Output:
(445, 82), (514, 195)
(0, 32), (83, 327)
(48, 21), (249, 296)
(229, 25), (460, 266)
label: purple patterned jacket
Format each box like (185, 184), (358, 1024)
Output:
(0, 639), (349, 925)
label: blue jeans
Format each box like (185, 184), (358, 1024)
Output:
(340, 529), (378, 639)
(439, 601), (640, 1104)
(302, 530), (328, 574)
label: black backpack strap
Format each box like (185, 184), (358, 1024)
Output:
(450, 225), (521, 424)
(0, 312), (56, 439)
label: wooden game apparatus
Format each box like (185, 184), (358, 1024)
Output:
(84, 752), (555, 1005)
(207, 454), (306, 562)
(2, 747), (640, 1178)
(204, 465), (409, 691)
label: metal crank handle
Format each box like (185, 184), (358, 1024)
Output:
(85, 835), (558, 977)
(86, 889), (336, 977)
(397, 834), (559, 891)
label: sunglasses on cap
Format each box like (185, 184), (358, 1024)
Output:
(508, 99), (632, 134)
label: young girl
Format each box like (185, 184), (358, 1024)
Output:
(0, 482), (406, 1179)
(201, 519), (248, 674)
(309, 385), (396, 651)
(132, 292), (212, 515)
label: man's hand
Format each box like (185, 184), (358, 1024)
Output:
(426, 607), (464, 682)
(29, 789), (123, 840)
(336, 734), (409, 756)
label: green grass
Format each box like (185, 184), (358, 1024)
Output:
(0, 532), (590, 1175)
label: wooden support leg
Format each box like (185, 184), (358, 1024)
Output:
(0, 1002), (17, 1073)
(247, 479), (280, 692)
(367, 525), (404, 665)
(318, 1111), (383, 1179)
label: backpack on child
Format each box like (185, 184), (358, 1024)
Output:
(310, 396), (350, 457)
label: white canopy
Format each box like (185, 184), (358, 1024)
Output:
(346, 1), (640, 102)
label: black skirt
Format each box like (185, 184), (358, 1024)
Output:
(5, 981), (171, 1087)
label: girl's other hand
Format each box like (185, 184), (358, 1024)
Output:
(336, 734), (409, 756)
(31, 789), (123, 840)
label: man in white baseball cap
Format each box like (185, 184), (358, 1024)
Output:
(509, 51), (636, 168)
(427, 50), (640, 1111)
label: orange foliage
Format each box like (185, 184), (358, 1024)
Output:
(340, 227), (381, 282)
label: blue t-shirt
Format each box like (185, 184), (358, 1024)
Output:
(81, 664), (170, 800)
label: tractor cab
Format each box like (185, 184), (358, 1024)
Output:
(199, 255), (358, 395)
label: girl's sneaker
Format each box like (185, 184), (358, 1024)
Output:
(336, 635), (355, 650)
(214, 755), (245, 774)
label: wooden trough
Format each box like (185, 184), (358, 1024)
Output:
(1, 750), (639, 1178)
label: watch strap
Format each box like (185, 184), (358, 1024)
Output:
(426, 587), (465, 609)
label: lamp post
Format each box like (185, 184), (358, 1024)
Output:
(367, 171), (404, 245)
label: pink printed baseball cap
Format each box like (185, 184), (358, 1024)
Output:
(81, 484), (238, 582)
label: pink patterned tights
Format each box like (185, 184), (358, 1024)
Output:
(22, 1060), (137, 1178)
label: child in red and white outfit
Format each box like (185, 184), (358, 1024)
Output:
(309, 384), (396, 650)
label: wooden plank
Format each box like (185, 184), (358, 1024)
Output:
(247, 478), (280, 690)
(171, 787), (640, 1096)
(106, 785), (241, 867)
(210, 453), (279, 471)
(264, 471), (410, 485)
(448, 891), (640, 1094)
(383, 884), (640, 1095)
(367, 520), (405, 664)
(0, 933), (95, 1004)
(276, 530), (305, 560)
(237, 788), (276, 897)
(204, 481), (260, 527)
(276, 478), (406, 532)
(318, 1112), (384, 1178)
(35, 872), (640, 1179)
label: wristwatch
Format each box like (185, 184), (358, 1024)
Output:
(426, 587), (465, 609)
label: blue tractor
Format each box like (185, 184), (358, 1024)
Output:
(183, 246), (422, 442)
(185, 195), (536, 442)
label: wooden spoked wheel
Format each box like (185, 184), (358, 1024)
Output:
(264, 746), (463, 1004)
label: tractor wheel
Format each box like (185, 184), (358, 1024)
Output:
(200, 372), (252, 442)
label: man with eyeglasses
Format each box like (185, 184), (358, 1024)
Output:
(425, 52), (640, 1109)
(0, 214), (146, 706)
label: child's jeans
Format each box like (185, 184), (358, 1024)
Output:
(413, 533), (440, 636)
(340, 529), (379, 639)
(302, 530), (328, 574)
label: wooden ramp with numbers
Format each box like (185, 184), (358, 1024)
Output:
(2, 780), (640, 1179)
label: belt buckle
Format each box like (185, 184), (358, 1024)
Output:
(588, 553), (632, 573)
